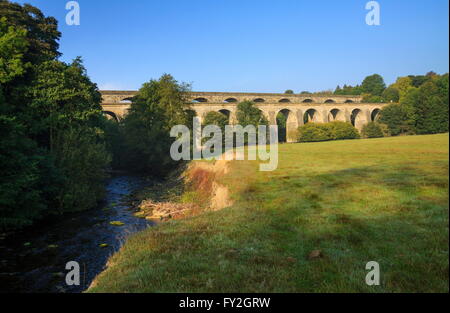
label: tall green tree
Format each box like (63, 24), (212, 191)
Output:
(122, 74), (191, 175)
(382, 87), (400, 103)
(0, 1), (111, 229)
(406, 74), (449, 134)
(379, 103), (415, 136)
(361, 74), (386, 96)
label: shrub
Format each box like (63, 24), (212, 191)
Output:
(297, 122), (360, 142)
(361, 122), (385, 138)
(328, 121), (360, 140)
(297, 123), (332, 142)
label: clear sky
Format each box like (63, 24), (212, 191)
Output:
(15, 0), (449, 92)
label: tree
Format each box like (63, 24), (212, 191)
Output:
(361, 74), (386, 96)
(284, 89), (294, 94)
(406, 74), (449, 134)
(203, 111), (229, 130)
(0, 0), (61, 64)
(276, 112), (287, 142)
(362, 94), (384, 103)
(202, 111), (229, 146)
(382, 87), (400, 103)
(29, 58), (110, 212)
(378, 103), (415, 136)
(0, 17), (29, 84)
(334, 85), (342, 95)
(236, 101), (268, 127)
(390, 76), (413, 102)
(0, 1), (112, 229)
(236, 101), (268, 145)
(122, 74), (191, 175)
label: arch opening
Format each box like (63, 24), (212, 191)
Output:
(279, 98), (291, 103)
(119, 97), (133, 104)
(218, 109), (231, 124)
(276, 109), (297, 143)
(192, 97), (208, 103)
(253, 98), (265, 103)
(302, 99), (314, 103)
(344, 99), (354, 103)
(351, 109), (367, 130)
(328, 108), (345, 122)
(304, 109), (319, 124)
(371, 108), (381, 122)
(324, 99), (335, 104)
(224, 98), (238, 103)
(103, 111), (119, 122)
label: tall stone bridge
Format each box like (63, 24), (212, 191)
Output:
(101, 90), (387, 142)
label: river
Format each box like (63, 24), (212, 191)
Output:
(0, 175), (155, 293)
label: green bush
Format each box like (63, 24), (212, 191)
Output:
(297, 123), (332, 142)
(361, 122), (385, 138)
(297, 122), (360, 142)
(328, 121), (360, 140)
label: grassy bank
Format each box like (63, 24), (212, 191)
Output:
(89, 134), (449, 293)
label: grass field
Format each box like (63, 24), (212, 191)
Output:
(89, 134), (449, 293)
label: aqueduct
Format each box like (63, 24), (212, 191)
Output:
(100, 90), (386, 142)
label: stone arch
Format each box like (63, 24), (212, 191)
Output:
(304, 108), (320, 124)
(276, 109), (297, 143)
(302, 99), (314, 103)
(371, 108), (381, 122)
(218, 109), (231, 118)
(193, 97), (208, 103)
(351, 108), (367, 130)
(328, 108), (345, 122)
(224, 97), (238, 103)
(120, 97), (133, 103)
(344, 99), (354, 103)
(218, 109), (232, 124)
(103, 111), (119, 122)
(325, 99), (335, 104)
(279, 98), (291, 103)
(253, 98), (265, 103)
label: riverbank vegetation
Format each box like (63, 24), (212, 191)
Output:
(0, 2), (195, 230)
(89, 133), (449, 292)
(0, 2), (111, 229)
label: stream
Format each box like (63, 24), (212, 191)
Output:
(0, 175), (155, 293)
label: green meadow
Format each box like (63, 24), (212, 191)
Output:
(89, 134), (449, 293)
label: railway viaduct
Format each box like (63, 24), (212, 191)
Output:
(100, 90), (387, 142)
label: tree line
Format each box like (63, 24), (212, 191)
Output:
(0, 1), (112, 229)
(334, 72), (448, 137)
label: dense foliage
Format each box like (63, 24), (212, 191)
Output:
(335, 71), (448, 136)
(120, 74), (191, 176)
(235, 101), (269, 145)
(0, 1), (110, 229)
(297, 122), (360, 142)
(361, 122), (385, 138)
(202, 111), (229, 146)
(380, 73), (448, 135)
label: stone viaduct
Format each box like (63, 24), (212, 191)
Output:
(100, 90), (387, 142)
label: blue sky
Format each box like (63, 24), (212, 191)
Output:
(15, 0), (449, 92)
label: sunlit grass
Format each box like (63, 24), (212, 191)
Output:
(89, 134), (449, 293)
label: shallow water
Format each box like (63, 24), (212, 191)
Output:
(0, 175), (155, 293)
